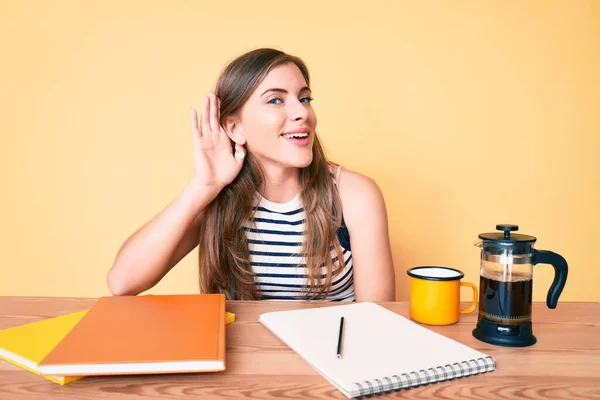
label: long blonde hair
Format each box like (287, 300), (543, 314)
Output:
(198, 48), (344, 300)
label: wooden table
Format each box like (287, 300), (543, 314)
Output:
(0, 297), (598, 400)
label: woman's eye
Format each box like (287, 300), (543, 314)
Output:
(267, 97), (283, 104)
(268, 96), (314, 105)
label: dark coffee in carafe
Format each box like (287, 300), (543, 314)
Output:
(479, 271), (532, 325)
(473, 224), (568, 347)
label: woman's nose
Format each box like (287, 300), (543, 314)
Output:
(289, 99), (309, 121)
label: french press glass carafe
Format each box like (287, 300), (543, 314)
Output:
(472, 224), (568, 347)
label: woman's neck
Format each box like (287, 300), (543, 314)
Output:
(259, 165), (301, 203)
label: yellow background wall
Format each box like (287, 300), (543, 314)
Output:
(1, 1), (598, 302)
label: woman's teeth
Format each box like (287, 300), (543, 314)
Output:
(282, 133), (308, 139)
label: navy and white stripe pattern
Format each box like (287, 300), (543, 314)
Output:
(244, 186), (355, 302)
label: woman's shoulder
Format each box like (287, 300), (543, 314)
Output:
(328, 163), (388, 240)
(330, 163), (386, 225)
(328, 162), (381, 195)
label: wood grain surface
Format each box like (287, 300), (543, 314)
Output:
(0, 297), (598, 400)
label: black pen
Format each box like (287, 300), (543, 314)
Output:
(336, 316), (345, 359)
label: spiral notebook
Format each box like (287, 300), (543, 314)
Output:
(259, 302), (495, 398)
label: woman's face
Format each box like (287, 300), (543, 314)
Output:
(234, 62), (317, 170)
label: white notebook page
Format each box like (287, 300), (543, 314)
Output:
(259, 302), (494, 398)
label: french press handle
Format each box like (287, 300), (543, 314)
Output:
(532, 249), (568, 309)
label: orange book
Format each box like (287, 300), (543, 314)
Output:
(38, 294), (226, 376)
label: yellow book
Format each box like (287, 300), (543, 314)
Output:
(225, 311), (235, 324)
(0, 310), (88, 385)
(0, 309), (236, 385)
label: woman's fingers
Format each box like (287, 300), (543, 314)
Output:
(217, 97), (221, 128)
(190, 108), (201, 152)
(192, 93), (222, 152)
(209, 92), (219, 134)
(201, 95), (211, 136)
(190, 107), (201, 136)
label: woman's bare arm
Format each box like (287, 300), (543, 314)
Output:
(106, 180), (218, 295)
(337, 167), (396, 301)
(107, 93), (246, 295)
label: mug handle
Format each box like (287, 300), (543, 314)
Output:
(460, 282), (478, 313)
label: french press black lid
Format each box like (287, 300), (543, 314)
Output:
(478, 224), (537, 256)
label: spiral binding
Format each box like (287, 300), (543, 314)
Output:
(352, 355), (496, 398)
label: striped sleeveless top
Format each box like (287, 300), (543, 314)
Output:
(243, 168), (355, 302)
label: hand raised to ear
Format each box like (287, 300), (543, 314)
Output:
(190, 92), (246, 189)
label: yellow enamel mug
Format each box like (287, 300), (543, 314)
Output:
(407, 266), (478, 325)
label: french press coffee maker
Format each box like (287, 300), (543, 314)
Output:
(472, 224), (568, 347)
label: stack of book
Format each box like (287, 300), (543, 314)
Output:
(0, 294), (233, 385)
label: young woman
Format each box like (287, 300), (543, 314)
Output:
(107, 48), (395, 301)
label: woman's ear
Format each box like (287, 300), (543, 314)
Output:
(223, 117), (247, 146)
